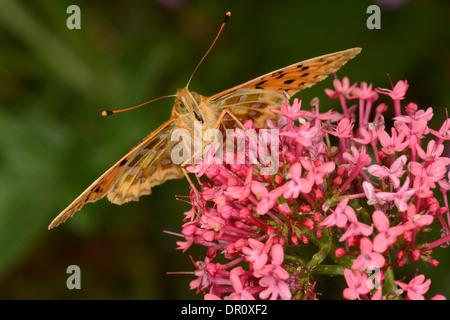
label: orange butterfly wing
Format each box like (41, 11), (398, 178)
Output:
(48, 119), (183, 229)
(210, 48), (361, 101)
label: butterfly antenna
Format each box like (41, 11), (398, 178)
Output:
(185, 11), (231, 89)
(102, 94), (177, 116)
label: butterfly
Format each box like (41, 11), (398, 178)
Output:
(48, 12), (361, 229)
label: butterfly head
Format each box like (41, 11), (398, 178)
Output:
(175, 88), (204, 123)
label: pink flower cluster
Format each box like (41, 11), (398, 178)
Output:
(173, 76), (449, 300)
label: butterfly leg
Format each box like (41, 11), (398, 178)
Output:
(213, 109), (261, 149)
(181, 167), (205, 215)
(213, 109), (246, 131)
(171, 125), (203, 207)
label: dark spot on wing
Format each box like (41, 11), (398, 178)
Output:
(128, 157), (142, 168)
(301, 73), (310, 77)
(284, 79), (295, 84)
(148, 165), (157, 175)
(91, 185), (102, 193)
(248, 110), (259, 117)
(145, 139), (161, 151)
(160, 158), (172, 166)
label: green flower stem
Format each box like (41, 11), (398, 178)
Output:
(284, 254), (307, 266)
(382, 266), (397, 295)
(311, 264), (345, 275)
(306, 228), (332, 268)
(290, 224), (354, 276)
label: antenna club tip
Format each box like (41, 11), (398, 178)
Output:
(224, 11), (231, 22)
(102, 110), (114, 116)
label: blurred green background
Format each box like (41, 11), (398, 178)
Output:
(0, 0), (449, 299)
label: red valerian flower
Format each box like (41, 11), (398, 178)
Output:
(343, 269), (371, 300)
(170, 76), (449, 300)
(393, 274), (431, 300)
(372, 210), (404, 252)
(376, 177), (416, 212)
(378, 127), (410, 154)
(368, 155), (407, 188)
(352, 237), (385, 270)
(376, 80), (409, 100)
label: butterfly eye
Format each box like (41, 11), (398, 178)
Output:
(175, 99), (187, 114)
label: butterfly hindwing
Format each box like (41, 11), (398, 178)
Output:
(213, 89), (285, 128)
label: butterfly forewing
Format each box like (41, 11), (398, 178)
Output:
(48, 119), (182, 229)
(210, 48), (361, 100)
